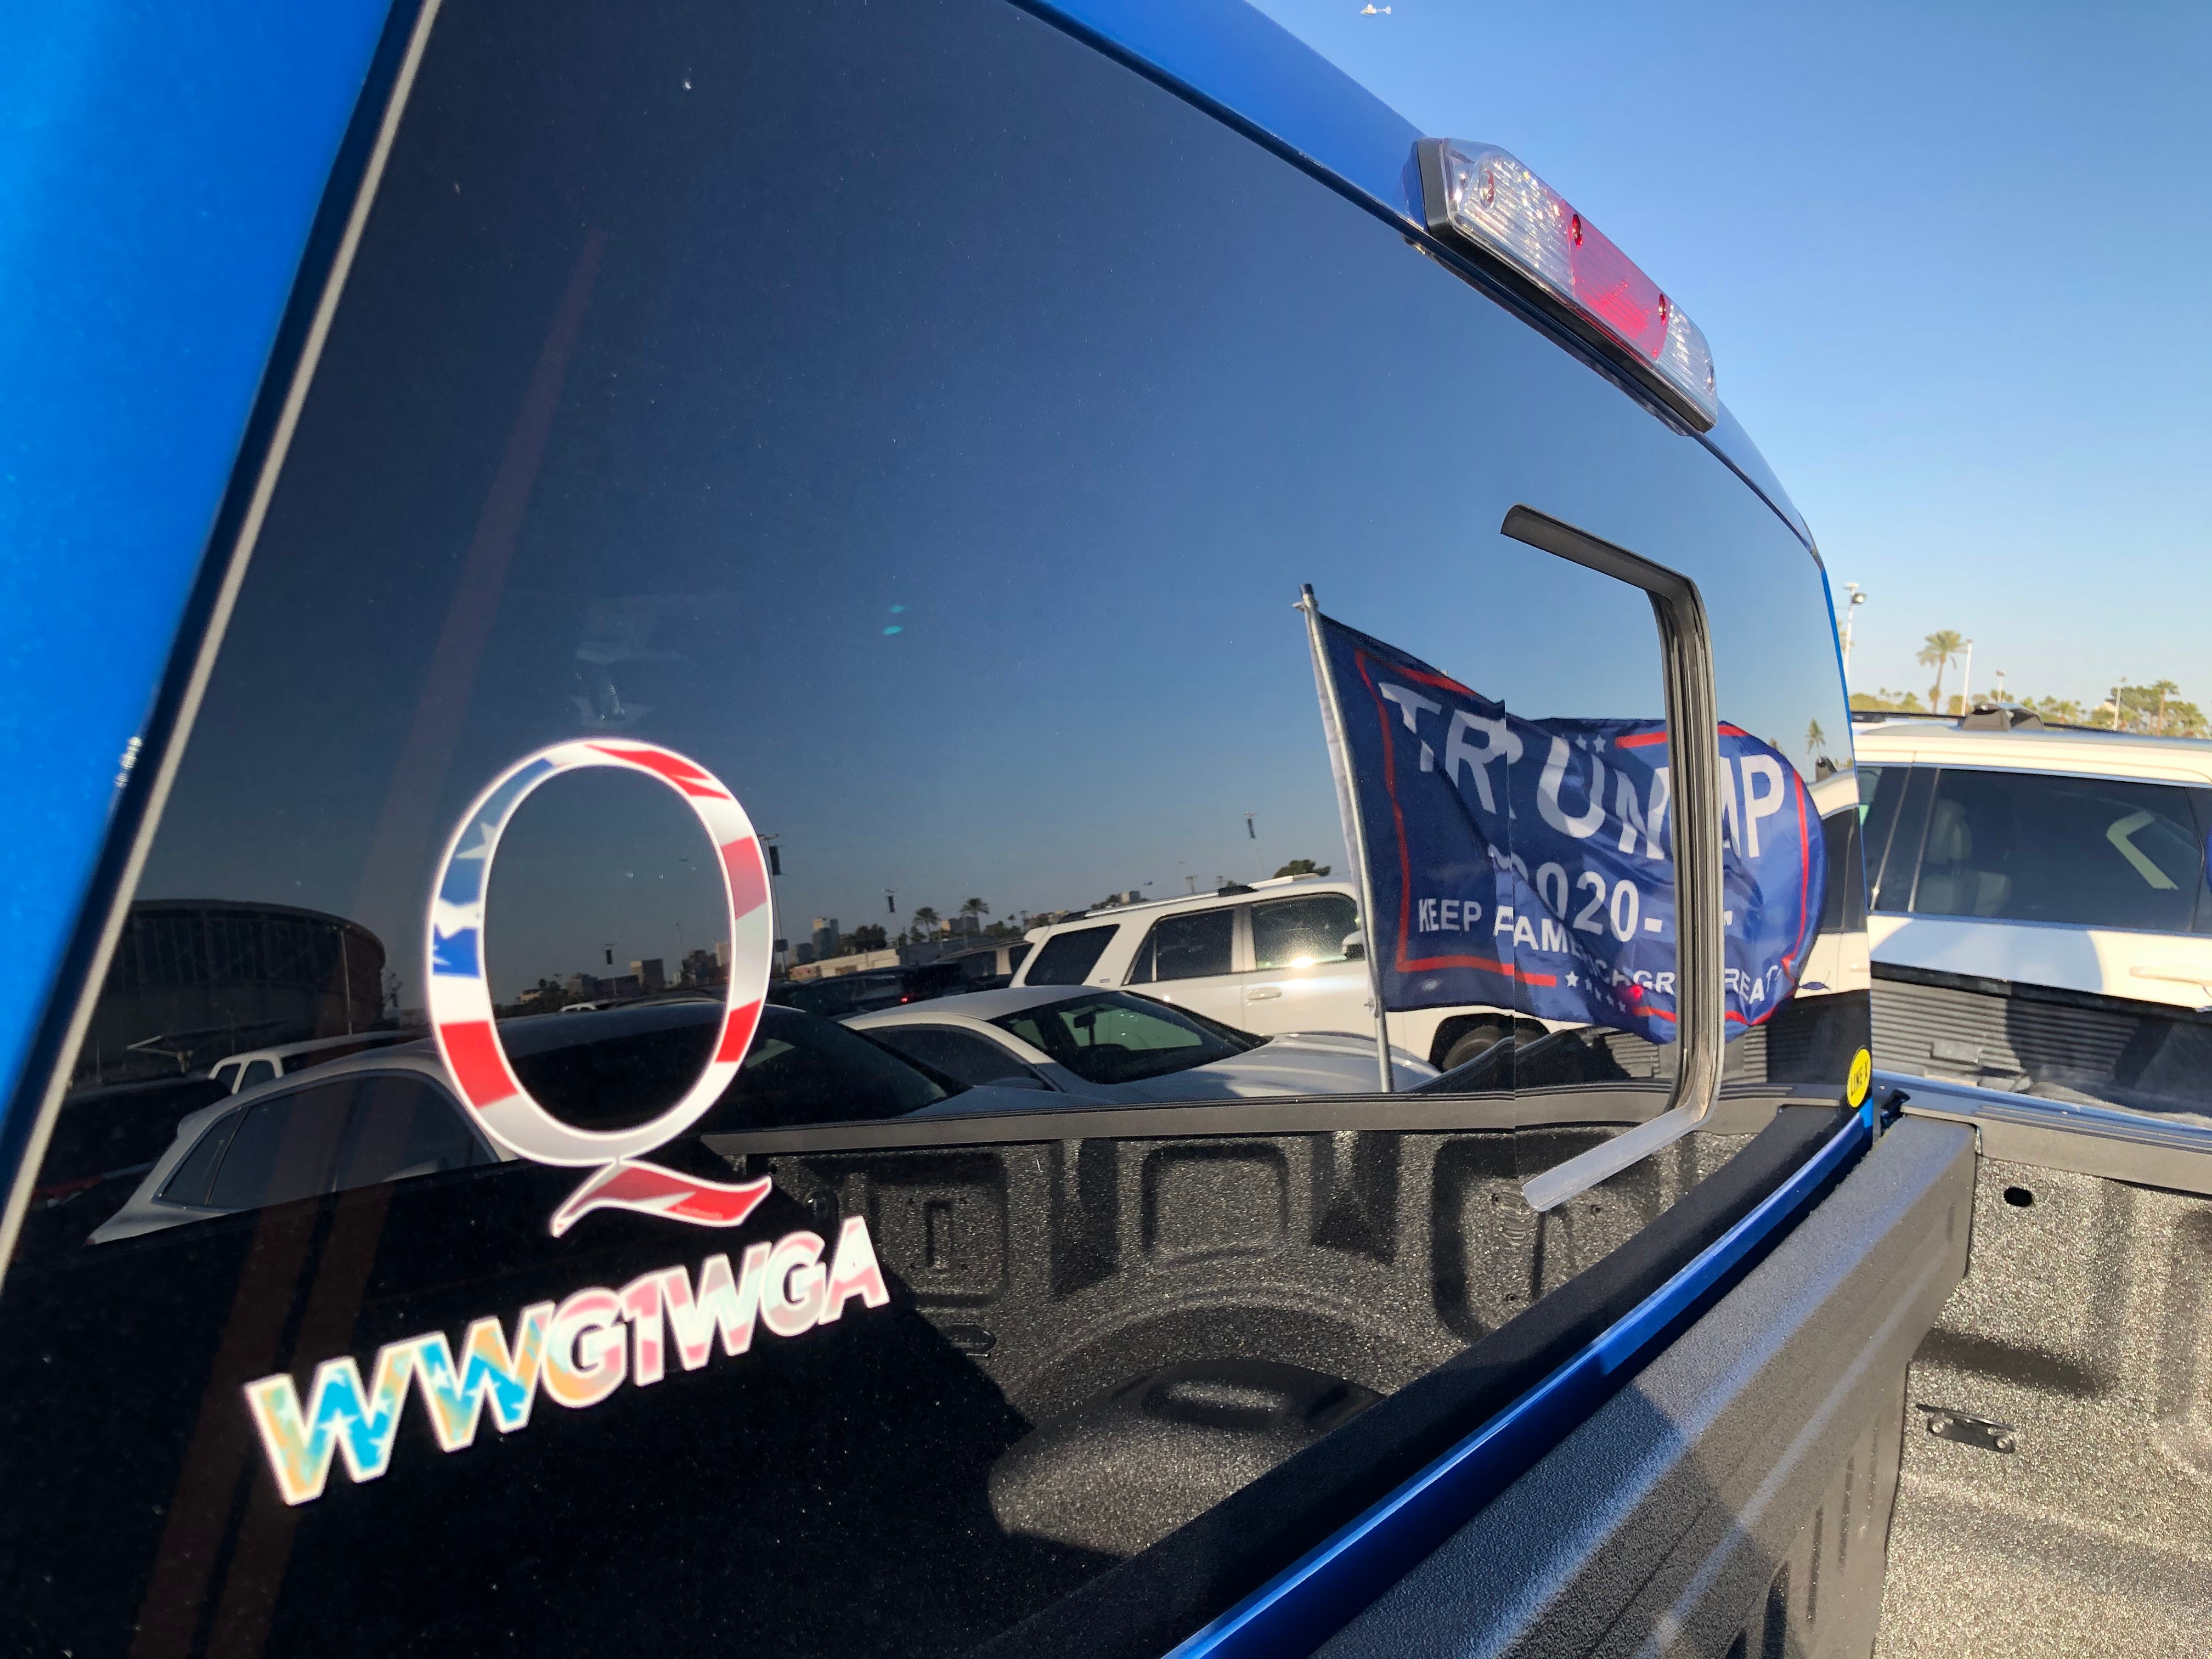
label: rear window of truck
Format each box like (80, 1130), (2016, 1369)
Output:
(0, 0), (1863, 1652)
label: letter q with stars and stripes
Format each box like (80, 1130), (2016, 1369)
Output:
(424, 741), (777, 1236)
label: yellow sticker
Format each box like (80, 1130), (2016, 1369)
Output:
(1846, 1047), (1873, 1108)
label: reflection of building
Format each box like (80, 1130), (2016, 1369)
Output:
(810, 918), (840, 959)
(630, 958), (666, 994)
(788, 947), (900, 981)
(679, 949), (722, 988)
(76, 900), (387, 1084)
(555, 972), (646, 1005)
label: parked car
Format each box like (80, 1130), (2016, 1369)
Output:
(1013, 876), (1523, 1070)
(771, 961), (971, 1019)
(208, 1029), (416, 1093)
(1855, 713), (2212, 1112)
(848, 986), (1436, 1102)
(89, 1000), (1047, 1246)
(1014, 867), (1865, 1086)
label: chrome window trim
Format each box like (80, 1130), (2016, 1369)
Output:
(1500, 506), (1725, 1211)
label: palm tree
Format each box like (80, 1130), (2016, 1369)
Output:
(1918, 630), (1966, 715)
(911, 905), (940, 936)
(960, 897), (990, 931)
(2141, 679), (2181, 735)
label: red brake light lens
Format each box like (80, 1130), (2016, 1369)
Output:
(1418, 140), (1718, 429)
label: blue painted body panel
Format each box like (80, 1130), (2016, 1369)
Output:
(0, 1), (394, 1110)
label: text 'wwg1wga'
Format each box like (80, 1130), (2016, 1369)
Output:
(245, 1217), (889, 1505)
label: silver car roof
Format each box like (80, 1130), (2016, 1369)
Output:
(848, 985), (1128, 1024)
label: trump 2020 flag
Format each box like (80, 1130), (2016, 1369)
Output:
(1308, 608), (1823, 1044)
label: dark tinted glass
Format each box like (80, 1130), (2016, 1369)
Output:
(331, 1074), (482, 1192)
(702, 1006), (952, 1128)
(2194, 791), (2212, 936)
(1910, 769), (2207, 930)
(506, 1007), (721, 1132)
(206, 1081), (353, 1210)
(27, 1076), (228, 1201)
(1140, 910), (1236, 983)
(995, 993), (1244, 1085)
(1251, 894), (1358, 970)
(1023, 926), (1118, 987)
(1864, 764), (1917, 911)
(157, 1109), (239, 1206)
(868, 1026), (1036, 1087)
(783, 978), (866, 1017)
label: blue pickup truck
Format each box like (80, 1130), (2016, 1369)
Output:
(1, 2), (2203, 1655)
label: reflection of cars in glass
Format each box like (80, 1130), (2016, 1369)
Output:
(1855, 716), (2212, 1109)
(208, 1030), (415, 1094)
(1012, 849), (1865, 1086)
(848, 987), (1437, 1102)
(10, 1073), (235, 1265)
(88, 1001), (1027, 1245)
(91, 1048), (501, 1244)
(1014, 877), (1519, 1069)
(770, 962), (969, 1019)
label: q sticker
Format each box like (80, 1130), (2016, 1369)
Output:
(424, 740), (778, 1236)
(244, 742), (895, 1509)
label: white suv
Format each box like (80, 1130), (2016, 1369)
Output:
(1012, 875), (1514, 1071)
(1854, 712), (2212, 1106)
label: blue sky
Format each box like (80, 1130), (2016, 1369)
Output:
(1250, 0), (2212, 712)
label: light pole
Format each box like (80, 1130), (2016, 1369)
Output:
(760, 834), (783, 970)
(1839, 584), (1867, 678)
(1957, 639), (1974, 715)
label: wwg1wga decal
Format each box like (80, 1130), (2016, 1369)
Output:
(246, 1225), (890, 1505)
(243, 741), (890, 1505)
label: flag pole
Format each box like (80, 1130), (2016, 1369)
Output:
(1298, 585), (1395, 1093)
